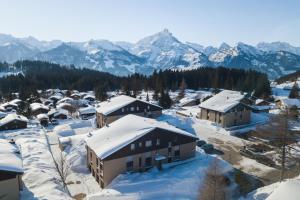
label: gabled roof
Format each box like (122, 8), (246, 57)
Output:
(0, 139), (23, 173)
(199, 90), (246, 113)
(0, 113), (28, 126)
(86, 114), (197, 159)
(78, 106), (96, 115)
(30, 103), (49, 112)
(96, 95), (161, 116)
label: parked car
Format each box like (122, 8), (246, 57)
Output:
(201, 144), (214, 153)
(196, 140), (206, 147)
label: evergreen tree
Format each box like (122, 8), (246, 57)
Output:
(289, 82), (299, 99)
(146, 92), (150, 102)
(95, 86), (108, 101)
(159, 90), (172, 109)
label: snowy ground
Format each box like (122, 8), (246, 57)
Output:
(0, 125), (71, 200)
(158, 110), (281, 186)
(87, 152), (232, 200)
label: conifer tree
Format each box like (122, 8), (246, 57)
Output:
(178, 78), (187, 99)
(289, 82), (299, 99)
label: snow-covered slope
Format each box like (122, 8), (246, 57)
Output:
(1, 31), (300, 78)
(257, 42), (300, 56)
(131, 29), (211, 70)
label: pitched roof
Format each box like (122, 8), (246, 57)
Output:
(86, 114), (197, 159)
(30, 103), (49, 112)
(96, 95), (161, 115)
(199, 90), (246, 113)
(78, 106), (96, 115)
(0, 113), (28, 126)
(0, 139), (23, 173)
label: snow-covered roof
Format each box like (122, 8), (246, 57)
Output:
(37, 113), (49, 120)
(54, 120), (94, 137)
(49, 94), (63, 100)
(57, 102), (73, 109)
(199, 90), (246, 113)
(0, 139), (23, 173)
(279, 98), (300, 108)
(83, 94), (95, 100)
(86, 114), (197, 159)
(0, 113), (28, 126)
(57, 97), (73, 104)
(30, 102), (49, 112)
(96, 95), (161, 115)
(78, 106), (96, 115)
(10, 99), (22, 105)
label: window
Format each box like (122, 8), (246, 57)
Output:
(145, 157), (152, 167)
(96, 158), (99, 166)
(174, 150), (180, 160)
(240, 114), (242, 120)
(136, 106), (139, 111)
(131, 107), (134, 111)
(139, 142), (142, 147)
(168, 141), (172, 147)
(131, 143), (135, 151)
(156, 138), (160, 146)
(126, 161), (133, 171)
(147, 105), (150, 110)
(122, 108), (124, 112)
(145, 140), (152, 147)
(90, 152), (93, 159)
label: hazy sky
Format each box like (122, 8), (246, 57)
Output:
(0, 0), (299, 46)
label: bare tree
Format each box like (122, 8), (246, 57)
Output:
(55, 151), (71, 189)
(254, 108), (299, 181)
(198, 158), (230, 200)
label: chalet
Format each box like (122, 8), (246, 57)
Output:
(96, 95), (162, 128)
(198, 90), (251, 127)
(83, 94), (95, 102)
(49, 94), (63, 104)
(0, 139), (23, 200)
(275, 98), (300, 110)
(57, 97), (73, 105)
(0, 114), (28, 131)
(251, 99), (272, 113)
(57, 102), (75, 113)
(78, 106), (96, 120)
(86, 114), (197, 188)
(30, 103), (49, 116)
(37, 114), (49, 127)
(71, 93), (81, 100)
(0, 102), (18, 112)
(48, 109), (68, 120)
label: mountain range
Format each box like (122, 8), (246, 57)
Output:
(1, 29), (300, 79)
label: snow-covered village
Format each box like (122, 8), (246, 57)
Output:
(1, 1), (300, 200)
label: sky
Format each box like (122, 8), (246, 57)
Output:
(0, 0), (299, 47)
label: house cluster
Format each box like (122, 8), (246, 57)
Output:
(82, 94), (198, 188)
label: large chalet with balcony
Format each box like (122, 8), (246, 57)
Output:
(198, 90), (251, 127)
(86, 114), (197, 188)
(96, 95), (162, 128)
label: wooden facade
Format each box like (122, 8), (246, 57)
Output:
(96, 100), (162, 128)
(0, 120), (27, 131)
(198, 103), (251, 127)
(86, 128), (197, 188)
